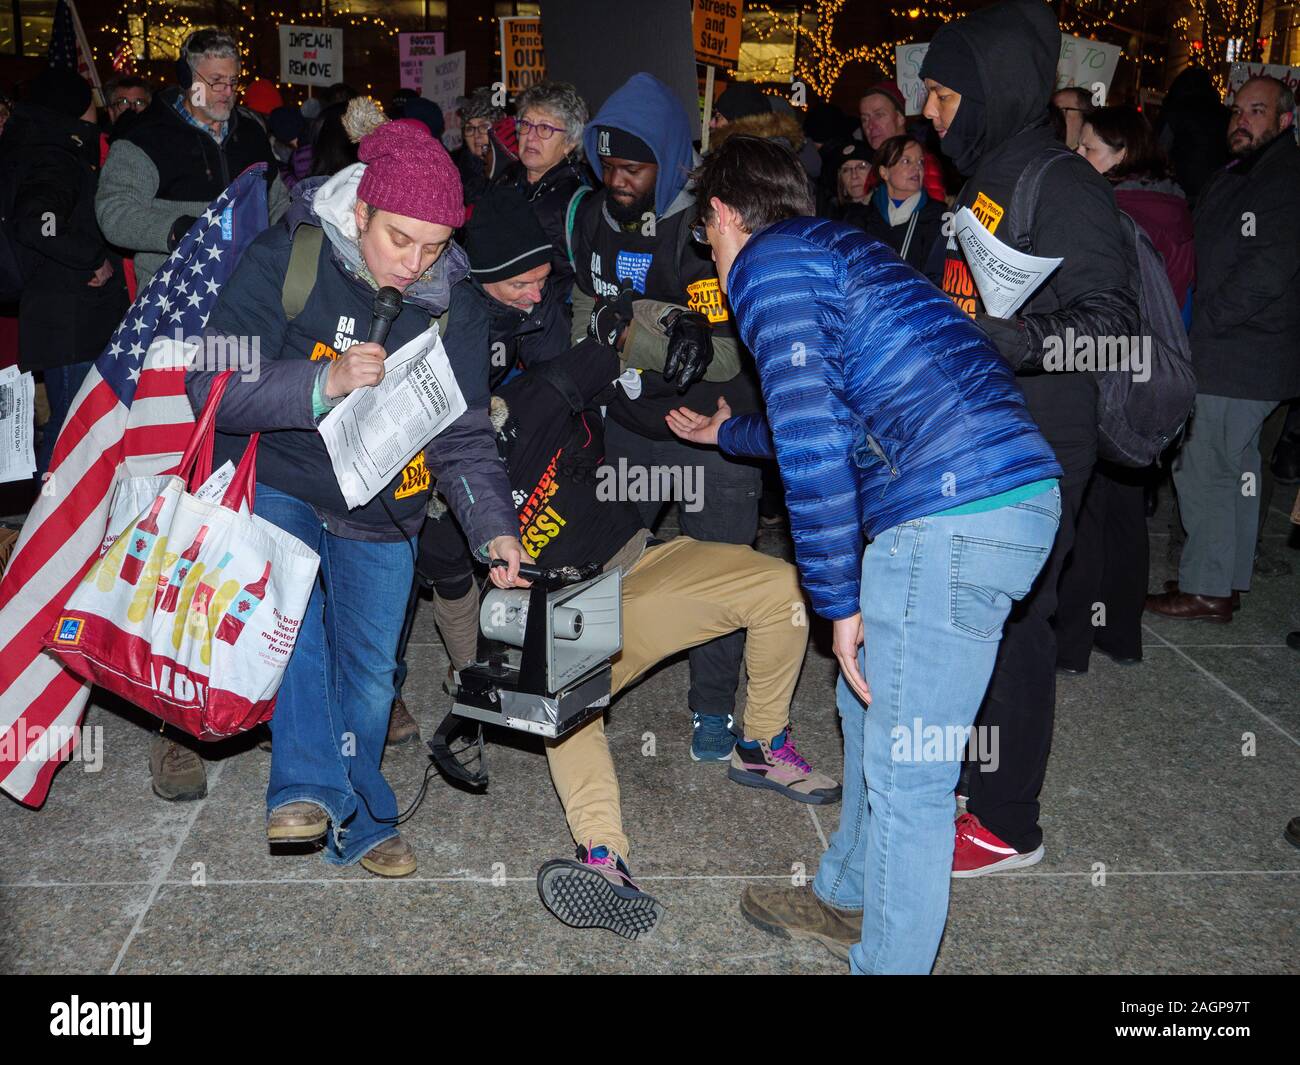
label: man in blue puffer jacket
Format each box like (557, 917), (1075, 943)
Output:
(666, 134), (1063, 974)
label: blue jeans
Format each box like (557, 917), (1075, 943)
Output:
(811, 487), (1061, 974)
(36, 359), (96, 478)
(254, 483), (416, 866)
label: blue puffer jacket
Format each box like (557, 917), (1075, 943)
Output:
(718, 217), (1062, 620)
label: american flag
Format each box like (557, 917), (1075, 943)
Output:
(0, 165), (268, 806)
(47, 0), (101, 102)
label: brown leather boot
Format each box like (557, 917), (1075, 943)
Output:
(1164, 580), (1240, 611)
(149, 735), (207, 802)
(267, 801), (329, 843)
(1145, 589), (1234, 622)
(360, 834), (417, 877)
(386, 697), (420, 747)
(739, 884), (860, 962)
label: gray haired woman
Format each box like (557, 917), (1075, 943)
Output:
(493, 81), (593, 304)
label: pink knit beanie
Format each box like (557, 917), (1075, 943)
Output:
(351, 111), (464, 229)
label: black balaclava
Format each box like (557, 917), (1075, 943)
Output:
(919, 31), (987, 176)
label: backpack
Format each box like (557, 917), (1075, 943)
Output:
(1006, 146), (1196, 467)
(280, 223), (450, 334)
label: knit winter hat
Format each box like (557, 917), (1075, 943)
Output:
(344, 96), (464, 228)
(861, 80), (907, 113)
(243, 78), (283, 116)
(32, 66), (92, 120)
(714, 82), (770, 122)
(464, 186), (552, 283)
(268, 104), (306, 144)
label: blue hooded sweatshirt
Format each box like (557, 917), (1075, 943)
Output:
(583, 73), (695, 219)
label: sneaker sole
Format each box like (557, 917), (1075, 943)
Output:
(952, 845), (1045, 878)
(537, 860), (664, 941)
(738, 898), (852, 963)
(727, 766), (842, 805)
(689, 747), (734, 763)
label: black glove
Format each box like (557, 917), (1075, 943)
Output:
(587, 283), (637, 349)
(167, 214), (199, 251)
(661, 309), (713, 392)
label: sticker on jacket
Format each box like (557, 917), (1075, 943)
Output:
(395, 451), (430, 499)
(686, 278), (728, 324)
(614, 250), (653, 294)
(971, 193), (1004, 234)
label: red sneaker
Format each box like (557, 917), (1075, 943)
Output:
(952, 812), (1044, 878)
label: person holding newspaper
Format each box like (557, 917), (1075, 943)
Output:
(186, 97), (527, 878)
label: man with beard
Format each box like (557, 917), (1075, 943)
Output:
(1146, 77), (1300, 623)
(97, 29), (288, 290)
(569, 73), (764, 765)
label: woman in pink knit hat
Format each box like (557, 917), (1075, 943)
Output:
(185, 98), (527, 877)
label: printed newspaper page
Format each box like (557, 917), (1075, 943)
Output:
(0, 366), (36, 484)
(318, 325), (467, 509)
(954, 206), (1063, 319)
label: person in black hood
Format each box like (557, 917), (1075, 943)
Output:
(1154, 66), (1230, 207)
(919, 0), (1138, 877)
(8, 67), (129, 478)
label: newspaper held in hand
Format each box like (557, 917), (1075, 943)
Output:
(0, 366), (36, 483)
(318, 324), (467, 509)
(954, 206), (1063, 319)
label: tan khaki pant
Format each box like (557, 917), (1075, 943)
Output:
(544, 537), (808, 858)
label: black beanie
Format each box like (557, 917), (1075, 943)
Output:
(593, 125), (655, 163)
(32, 66), (93, 120)
(714, 83), (770, 122)
(465, 186), (553, 283)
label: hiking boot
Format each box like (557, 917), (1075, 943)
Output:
(537, 844), (663, 941)
(386, 696), (420, 747)
(690, 711), (736, 763)
(360, 834), (417, 878)
(739, 884), (860, 962)
(149, 735), (207, 802)
(266, 801), (329, 843)
(729, 728), (841, 804)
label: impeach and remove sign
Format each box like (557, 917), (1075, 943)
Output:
(693, 0), (744, 70)
(278, 25), (342, 88)
(501, 16), (545, 95)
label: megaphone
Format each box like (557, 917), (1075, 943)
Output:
(450, 564), (622, 740)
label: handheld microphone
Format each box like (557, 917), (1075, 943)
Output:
(367, 286), (403, 348)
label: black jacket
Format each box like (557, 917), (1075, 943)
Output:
(480, 277), (571, 390)
(1189, 130), (1300, 402)
(492, 156), (592, 306)
(861, 189), (947, 277)
(7, 103), (128, 370)
(930, 0), (1138, 484)
(120, 87), (278, 208)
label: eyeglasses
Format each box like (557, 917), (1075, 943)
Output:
(516, 117), (566, 140)
(841, 162), (869, 175)
(111, 97), (149, 111)
(690, 223), (710, 246)
(192, 71), (240, 93)
(463, 121), (492, 137)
